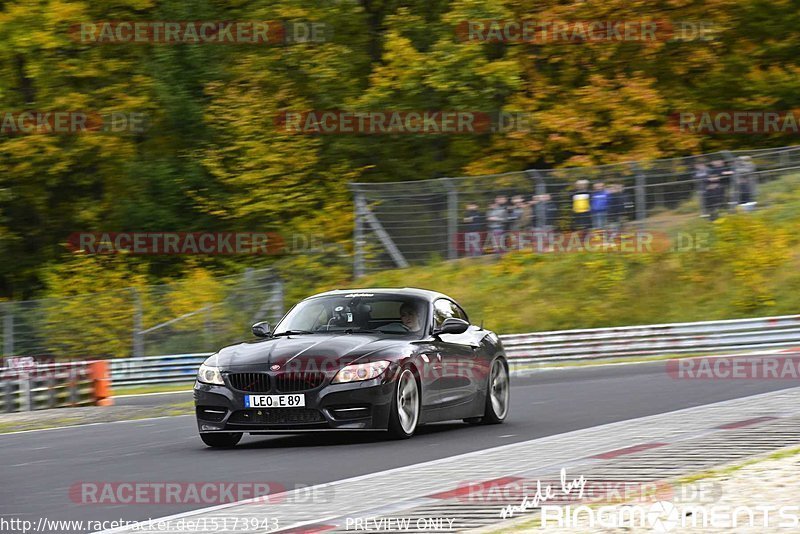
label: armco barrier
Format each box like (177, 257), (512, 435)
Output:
(0, 361), (111, 412)
(106, 314), (800, 387)
(502, 314), (800, 362)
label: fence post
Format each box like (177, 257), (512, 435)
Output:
(2, 306), (13, 358)
(631, 163), (647, 223)
(444, 178), (458, 260)
(132, 288), (144, 358)
(696, 160), (707, 217)
(353, 191), (365, 278)
(723, 150), (738, 207)
(530, 170), (546, 227)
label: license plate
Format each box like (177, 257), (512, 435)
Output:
(245, 394), (305, 408)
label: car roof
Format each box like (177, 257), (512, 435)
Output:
(304, 287), (455, 303)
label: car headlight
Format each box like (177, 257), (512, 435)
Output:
(332, 361), (390, 384)
(197, 363), (224, 385)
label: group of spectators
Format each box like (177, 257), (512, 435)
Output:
(462, 194), (560, 234)
(461, 155), (759, 239)
(461, 184), (634, 237)
(570, 180), (634, 231)
(694, 156), (757, 221)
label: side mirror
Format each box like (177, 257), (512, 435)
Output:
(434, 317), (469, 336)
(252, 321), (272, 338)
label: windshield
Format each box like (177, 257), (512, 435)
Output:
(273, 294), (429, 338)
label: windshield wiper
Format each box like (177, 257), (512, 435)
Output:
(343, 328), (381, 334)
(272, 329), (315, 336)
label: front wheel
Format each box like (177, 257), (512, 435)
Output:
(388, 368), (420, 439)
(200, 432), (242, 448)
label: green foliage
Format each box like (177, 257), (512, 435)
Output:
(3, 0), (800, 307)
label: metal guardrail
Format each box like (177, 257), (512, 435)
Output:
(111, 353), (212, 386)
(503, 314), (800, 363)
(0, 362), (97, 412)
(107, 314), (800, 387)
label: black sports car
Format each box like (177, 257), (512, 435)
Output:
(194, 288), (510, 446)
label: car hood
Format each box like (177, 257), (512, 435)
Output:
(208, 333), (411, 370)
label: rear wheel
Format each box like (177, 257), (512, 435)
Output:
(464, 358), (509, 425)
(200, 432), (242, 448)
(388, 368), (420, 439)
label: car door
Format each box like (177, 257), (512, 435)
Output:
(431, 299), (479, 415)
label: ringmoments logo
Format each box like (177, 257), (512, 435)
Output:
(540, 501), (800, 531)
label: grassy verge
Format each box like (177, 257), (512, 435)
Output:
(512, 348), (780, 372)
(0, 400), (194, 434)
(113, 382), (194, 396)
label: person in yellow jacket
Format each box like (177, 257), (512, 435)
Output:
(572, 179), (591, 231)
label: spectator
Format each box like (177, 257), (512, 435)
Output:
(704, 175), (724, 221)
(572, 180), (591, 231)
(734, 156), (757, 209)
(694, 161), (709, 215)
(694, 161), (709, 182)
(709, 159), (731, 208)
(495, 195), (512, 232)
(533, 193), (559, 231)
(608, 183), (629, 231)
(486, 197), (507, 233)
(462, 202), (485, 233)
(509, 195), (531, 230)
(590, 181), (609, 230)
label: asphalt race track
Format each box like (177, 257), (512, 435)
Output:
(1, 359), (797, 533)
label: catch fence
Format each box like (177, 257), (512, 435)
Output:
(0, 268), (284, 360)
(351, 145), (800, 274)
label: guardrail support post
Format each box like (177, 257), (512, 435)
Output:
(4, 379), (13, 412)
(47, 374), (56, 408)
(19, 374), (31, 411)
(68, 364), (79, 406)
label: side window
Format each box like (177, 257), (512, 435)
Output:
(452, 303), (469, 323)
(433, 299), (455, 328)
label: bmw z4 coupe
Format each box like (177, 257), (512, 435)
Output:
(194, 288), (510, 447)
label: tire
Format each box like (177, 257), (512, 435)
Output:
(200, 432), (242, 448)
(464, 358), (509, 425)
(387, 367), (420, 439)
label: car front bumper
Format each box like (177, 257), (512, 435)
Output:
(194, 376), (395, 433)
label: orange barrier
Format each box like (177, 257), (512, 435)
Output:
(89, 360), (114, 406)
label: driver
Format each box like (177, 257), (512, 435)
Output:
(399, 302), (423, 332)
